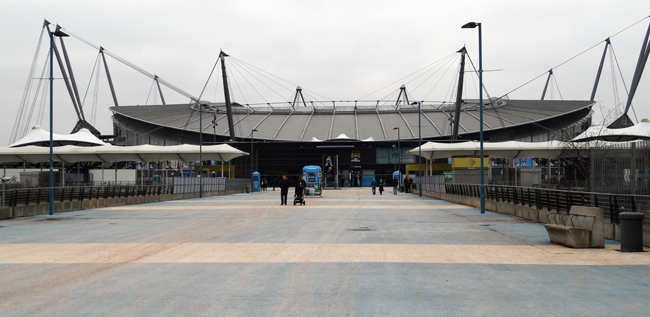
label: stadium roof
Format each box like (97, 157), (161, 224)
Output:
(111, 99), (594, 143)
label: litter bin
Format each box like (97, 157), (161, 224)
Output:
(619, 212), (644, 252)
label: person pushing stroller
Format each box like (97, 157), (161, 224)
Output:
(293, 176), (306, 205)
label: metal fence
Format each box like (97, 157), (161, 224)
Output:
(417, 175), (650, 223)
(591, 140), (650, 196)
(0, 177), (249, 207)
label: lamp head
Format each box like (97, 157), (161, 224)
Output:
(393, 127), (399, 130)
(461, 22), (479, 29)
(1, 176), (11, 183)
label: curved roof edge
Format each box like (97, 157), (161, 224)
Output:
(9, 126), (108, 148)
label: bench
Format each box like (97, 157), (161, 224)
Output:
(544, 206), (604, 248)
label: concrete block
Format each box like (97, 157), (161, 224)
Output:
(522, 206), (539, 222)
(539, 208), (550, 224)
(0, 206), (12, 220)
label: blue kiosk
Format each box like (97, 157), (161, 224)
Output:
(302, 165), (323, 197)
(252, 171), (261, 192)
(393, 171), (402, 185)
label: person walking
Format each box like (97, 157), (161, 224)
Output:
(378, 179), (384, 195)
(279, 175), (290, 205)
(370, 178), (377, 195)
(391, 177), (398, 195)
(404, 176), (410, 193)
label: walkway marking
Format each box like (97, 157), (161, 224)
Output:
(103, 204), (472, 210)
(167, 199), (432, 203)
(1, 243), (647, 265)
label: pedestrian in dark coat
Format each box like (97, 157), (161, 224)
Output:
(371, 178), (377, 195)
(404, 176), (410, 193)
(378, 180), (384, 195)
(279, 175), (291, 205)
(391, 178), (399, 195)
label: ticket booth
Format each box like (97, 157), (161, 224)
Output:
(302, 165), (322, 197)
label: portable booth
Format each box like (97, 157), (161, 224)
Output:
(302, 165), (323, 197)
(252, 171), (260, 192)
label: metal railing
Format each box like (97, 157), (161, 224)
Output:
(417, 175), (650, 223)
(0, 178), (249, 207)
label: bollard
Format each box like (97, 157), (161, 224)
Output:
(619, 212), (644, 252)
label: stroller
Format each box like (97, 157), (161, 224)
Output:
(293, 185), (305, 205)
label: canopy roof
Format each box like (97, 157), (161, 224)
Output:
(409, 141), (578, 159)
(572, 121), (650, 142)
(9, 126), (107, 147)
(111, 99), (593, 142)
(0, 144), (248, 164)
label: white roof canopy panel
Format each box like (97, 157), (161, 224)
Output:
(0, 144), (248, 164)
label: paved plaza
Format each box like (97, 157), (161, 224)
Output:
(1, 188), (649, 316)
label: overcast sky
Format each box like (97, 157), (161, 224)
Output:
(1, 1), (649, 146)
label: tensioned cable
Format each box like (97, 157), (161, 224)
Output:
(91, 57), (101, 126)
(357, 52), (458, 101)
(36, 82), (48, 126)
(445, 63), (460, 103)
(404, 54), (460, 95)
(228, 57), (302, 93)
(21, 52), (51, 138)
(12, 27), (46, 143)
(80, 53), (100, 108)
(500, 15), (650, 98)
(226, 59), (273, 104)
(61, 28), (198, 101)
(227, 58), (297, 102)
(178, 56), (220, 142)
(466, 54), (506, 128)
(144, 78), (156, 105)
(553, 74), (564, 100)
(224, 60), (250, 105)
(419, 55), (460, 100)
(610, 45), (638, 122)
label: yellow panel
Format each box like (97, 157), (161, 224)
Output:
(452, 158), (489, 169)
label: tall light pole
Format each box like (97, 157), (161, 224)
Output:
(393, 127), (400, 186)
(251, 129), (257, 192)
(462, 21), (485, 214)
(199, 103), (203, 198)
(48, 26), (69, 216)
(411, 101), (423, 197)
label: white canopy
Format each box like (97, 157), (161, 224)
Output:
(9, 126), (107, 147)
(409, 141), (577, 159)
(0, 144), (248, 164)
(572, 121), (650, 142)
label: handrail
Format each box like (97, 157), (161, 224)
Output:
(420, 176), (649, 224)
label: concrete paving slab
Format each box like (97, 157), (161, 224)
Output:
(1, 188), (649, 316)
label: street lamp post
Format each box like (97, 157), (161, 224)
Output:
(392, 144), (396, 172)
(48, 27), (69, 216)
(251, 129), (257, 192)
(462, 21), (485, 214)
(417, 102), (422, 197)
(393, 127), (400, 186)
(411, 101), (423, 197)
(199, 103), (203, 198)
